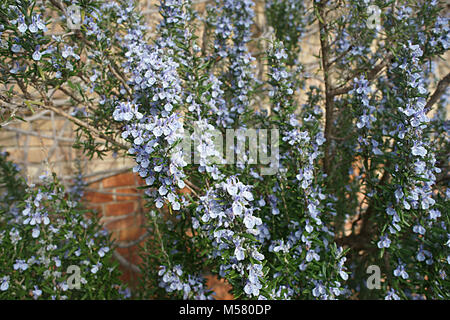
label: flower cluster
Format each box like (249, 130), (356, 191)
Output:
(158, 265), (212, 299)
(0, 153), (127, 299)
(193, 176), (266, 297)
(265, 0), (307, 64)
(114, 8), (189, 210)
(209, 0), (256, 119)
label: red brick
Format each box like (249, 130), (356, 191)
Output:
(116, 245), (144, 266)
(110, 229), (120, 241)
(115, 187), (141, 201)
(103, 173), (136, 189)
(85, 204), (103, 217)
(84, 191), (113, 203)
(87, 181), (101, 189)
(129, 248), (143, 265)
(85, 211), (102, 220)
(119, 269), (132, 284)
(105, 202), (135, 216)
(135, 174), (146, 186)
(116, 247), (132, 261)
(106, 215), (138, 231)
(119, 225), (146, 242)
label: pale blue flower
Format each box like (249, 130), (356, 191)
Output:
(32, 46), (42, 61)
(11, 44), (22, 53)
(234, 244), (245, 261)
(0, 276), (9, 291)
(413, 224), (425, 235)
(385, 288), (400, 300)
(429, 209), (441, 220)
(98, 247), (110, 257)
(32, 227), (40, 238)
(411, 144), (427, 157)
(377, 234), (391, 248)
(17, 15), (27, 33)
(394, 189), (404, 200)
(306, 249), (320, 262)
(32, 286), (42, 300)
(13, 259), (28, 271)
(91, 262), (102, 274)
(312, 281), (326, 298)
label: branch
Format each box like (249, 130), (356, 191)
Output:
(1, 126), (75, 143)
(108, 64), (132, 96)
(330, 54), (393, 97)
(327, 45), (353, 69)
(112, 251), (141, 273)
(425, 72), (450, 114)
(316, 1), (334, 176)
(183, 179), (201, 198)
(336, 163), (391, 250)
(116, 231), (151, 248)
(49, 0), (65, 11)
(25, 100), (128, 150)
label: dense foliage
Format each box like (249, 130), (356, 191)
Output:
(0, 152), (128, 299)
(0, 0), (448, 300)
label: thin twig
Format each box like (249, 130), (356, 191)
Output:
(112, 251), (141, 273)
(26, 100), (128, 150)
(425, 72), (450, 114)
(116, 231), (151, 248)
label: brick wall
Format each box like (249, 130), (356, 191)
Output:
(83, 172), (147, 289)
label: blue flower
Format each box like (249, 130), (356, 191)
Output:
(411, 144), (427, 157)
(377, 235), (391, 248)
(244, 280), (262, 297)
(312, 281), (326, 298)
(234, 243), (245, 261)
(385, 288), (400, 300)
(429, 209), (441, 220)
(13, 259), (28, 271)
(32, 46), (42, 61)
(32, 227), (40, 238)
(36, 15), (47, 31)
(0, 276), (9, 291)
(393, 261), (409, 279)
(91, 262), (102, 274)
(412, 224), (425, 235)
(98, 247), (110, 257)
(17, 15), (27, 33)
(11, 44), (22, 53)
(306, 249), (320, 262)
(32, 286), (42, 300)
